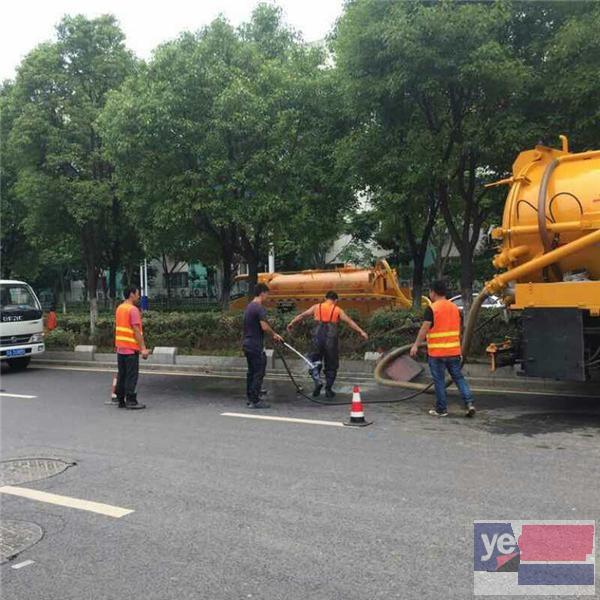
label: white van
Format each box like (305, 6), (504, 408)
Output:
(0, 280), (45, 370)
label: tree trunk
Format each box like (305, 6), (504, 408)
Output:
(435, 238), (452, 280)
(220, 246), (233, 310)
(86, 263), (98, 336)
(402, 196), (438, 312)
(460, 249), (474, 317)
(246, 253), (259, 298)
(162, 253), (172, 309)
(411, 253), (425, 311)
(108, 263), (117, 305)
(108, 196), (120, 306)
(60, 268), (67, 314)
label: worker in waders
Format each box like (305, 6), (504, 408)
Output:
(410, 280), (475, 418)
(287, 291), (368, 398)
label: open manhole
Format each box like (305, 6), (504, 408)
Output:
(0, 520), (44, 564)
(0, 458), (75, 486)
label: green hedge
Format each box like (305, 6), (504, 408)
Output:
(45, 307), (517, 357)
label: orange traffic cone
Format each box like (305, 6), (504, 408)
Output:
(344, 386), (372, 427)
(105, 374), (118, 405)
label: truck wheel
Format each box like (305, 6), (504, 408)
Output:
(7, 357), (31, 371)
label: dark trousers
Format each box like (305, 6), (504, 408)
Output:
(244, 348), (266, 403)
(116, 352), (140, 401)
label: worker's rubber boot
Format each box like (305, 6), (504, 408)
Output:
(309, 365), (321, 383)
(312, 382), (323, 397)
(117, 397), (126, 409)
(325, 370), (337, 398)
(125, 394), (146, 410)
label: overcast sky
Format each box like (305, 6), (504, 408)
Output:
(0, 0), (344, 81)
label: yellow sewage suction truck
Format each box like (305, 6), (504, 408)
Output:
(481, 135), (600, 383)
(376, 136), (600, 390)
(231, 260), (423, 315)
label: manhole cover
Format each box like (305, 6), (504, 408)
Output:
(0, 520), (44, 563)
(0, 458), (74, 486)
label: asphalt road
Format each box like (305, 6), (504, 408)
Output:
(1, 363), (599, 600)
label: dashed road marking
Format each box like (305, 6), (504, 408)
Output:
(11, 560), (35, 570)
(221, 412), (345, 427)
(0, 392), (37, 399)
(0, 486), (134, 518)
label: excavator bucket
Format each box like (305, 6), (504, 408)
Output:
(384, 354), (424, 382)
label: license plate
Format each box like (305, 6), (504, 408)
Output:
(6, 348), (26, 357)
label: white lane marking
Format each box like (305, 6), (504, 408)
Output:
(11, 560), (35, 570)
(0, 486), (134, 518)
(221, 412), (345, 427)
(0, 392), (37, 399)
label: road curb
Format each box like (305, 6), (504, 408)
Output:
(31, 352), (597, 398)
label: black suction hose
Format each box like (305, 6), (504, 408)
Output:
(374, 289), (491, 392)
(274, 342), (431, 405)
(274, 295), (495, 406)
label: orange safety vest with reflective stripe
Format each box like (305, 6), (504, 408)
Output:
(315, 301), (340, 323)
(426, 299), (461, 357)
(114, 302), (142, 351)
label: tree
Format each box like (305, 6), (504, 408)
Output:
(335, 0), (532, 310)
(1, 84), (29, 278)
(5, 15), (136, 332)
(541, 6), (600, 150)
(101, 5), (355, 306)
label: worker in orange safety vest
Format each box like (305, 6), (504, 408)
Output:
(113, 286), (149, 410)
(410, 280), (475, 418)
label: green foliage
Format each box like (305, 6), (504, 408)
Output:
(541, 6), (600, 149)
(45, 327), (77, 349)
(2, 15), (138, 329)
(4, 0), (600, 321)
(99, 5), (356, 298)
(333, 0), (600, 302)
(45, 306), (505, 358)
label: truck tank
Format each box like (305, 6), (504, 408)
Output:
(230, 260), (421, 315)
(490, 137), (600, 285)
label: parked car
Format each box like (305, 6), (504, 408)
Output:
(449, 293), (503, 311)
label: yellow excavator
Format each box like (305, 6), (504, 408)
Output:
(377, 135), (600, 389)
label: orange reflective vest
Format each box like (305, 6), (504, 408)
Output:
(114, 302), (142, 351)
(426, 299), (461, 357)
(46, 311), (57, 331)
(315, 301), (340, 323)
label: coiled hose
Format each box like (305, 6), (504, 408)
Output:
(274, 289), (491, 405)
(373, 289), (490, 397)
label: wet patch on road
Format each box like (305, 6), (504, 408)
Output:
(480, 411), (600, 437)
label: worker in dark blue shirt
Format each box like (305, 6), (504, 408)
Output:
(243, 283), (283, 408)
